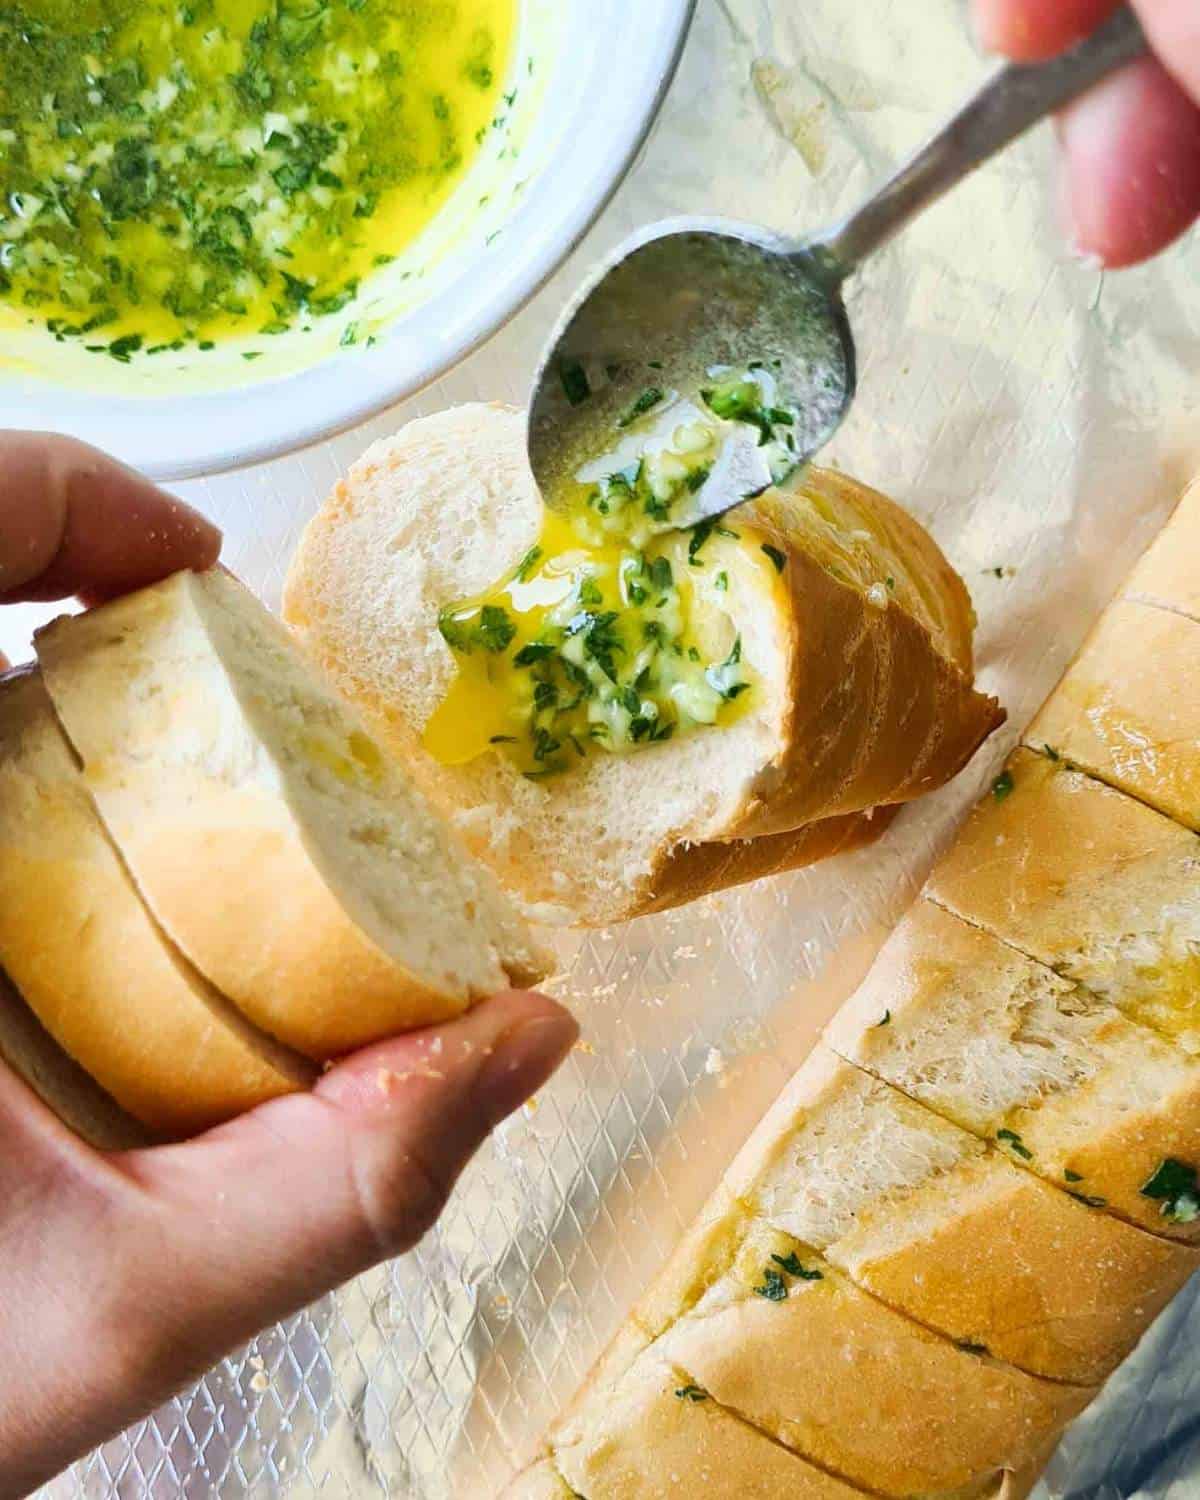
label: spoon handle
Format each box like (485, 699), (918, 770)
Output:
(804, 6), (1148, 282)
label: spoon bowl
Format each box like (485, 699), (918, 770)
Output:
(528, 8), (1147, 528)
(527, 221), (856, 526)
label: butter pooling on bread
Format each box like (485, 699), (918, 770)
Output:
(284, 403), (1002, 924)
(35, 568), (546, 1061)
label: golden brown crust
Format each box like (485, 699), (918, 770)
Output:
(830, 896), (1200, 1243)
(0, 670), (310, 1134)
(34, 573), (536, 1060)
(654, 1267), (1091, 1499)
(634, 806), (896, 919)
(1123, 476), (1200, 623)
(724, 476), (1003, 841)
(760, 467), (980, 674)
(843, 1149), (1199, 1384)
(0, 966), (150, 1150)
(1027, 599), (1200, 832)
(633, 1015), (1198, 1383)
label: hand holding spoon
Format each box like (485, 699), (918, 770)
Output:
(528, 6), (1147, 531)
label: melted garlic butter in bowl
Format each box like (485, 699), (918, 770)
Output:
(0, 0), (695, 478)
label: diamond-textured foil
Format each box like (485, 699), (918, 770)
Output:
(19, 0), (1200, 1495)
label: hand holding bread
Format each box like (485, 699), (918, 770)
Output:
(0, 433), (577, 1497)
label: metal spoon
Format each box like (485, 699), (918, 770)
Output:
(528, 6), (1147, 529)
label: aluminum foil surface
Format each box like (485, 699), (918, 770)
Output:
(13, 0), (1200, 1495)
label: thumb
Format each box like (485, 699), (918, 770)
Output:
(0, 432), (221, 605)
(121, 990), (576, 1382)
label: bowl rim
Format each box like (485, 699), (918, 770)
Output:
(4, 0), (698, 484)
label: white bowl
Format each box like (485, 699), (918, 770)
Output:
(0, 0), (695, 482)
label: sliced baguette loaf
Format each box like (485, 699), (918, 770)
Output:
(504, 477), (1200, 1499)
(0, 668), (311, 1134)
(926, 748), (1200, 1053)
(0, 965), (148, 1150)
(283, 404), (1001, 924)
(35, 568), (546, 1061)
(608, 1040), (1194, 1386)
(750, 1045), (1198, 1377)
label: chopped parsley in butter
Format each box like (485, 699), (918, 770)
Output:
(424, 367), (800, 778)
(0, 0), (513, 356)
(1141, 1156), (1200, 1223)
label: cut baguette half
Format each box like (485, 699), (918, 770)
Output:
(0, 965), (148, 1150)
(35, 569), (546, 1060)
(283, 404), (1001, 925)
(1027, 600), (1200, 833)
(926, 748), (1200, 1053)
(0, 668), (311, 1134)
(827, 899), (1200, 1242)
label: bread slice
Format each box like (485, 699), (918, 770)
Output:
(0, 668), (311, 1134)
(649, 1218), (1090, 1499)
(283, 404), (1001, 924)
(1124, 475), (1200, 623)
(828, 898), (1200, 1241)
(540, 1350), (1054, 1500)
(35, 568), (546, 1060)
(0, 965), (148, 1150)
(926, 748), (1200, 1053)
(1028, 599), (1200, 832)
(551, 1351), (879, 1500)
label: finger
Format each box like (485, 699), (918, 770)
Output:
(1131, 0), (1200, 106)
(973, 0), (1120, 61)
(1059, 56), (1200, 266)
(0, 433), (221, 606)
(120, 990), (577, 1382)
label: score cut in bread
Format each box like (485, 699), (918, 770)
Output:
(35, 568), (547, 1062)
(284, 403), (1002, 925)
